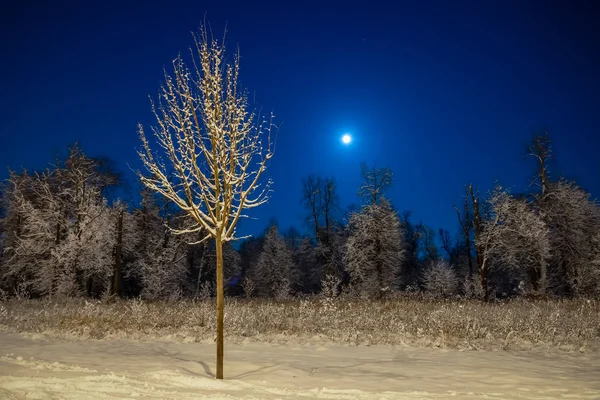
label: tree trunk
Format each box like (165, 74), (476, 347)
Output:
(529, 266), (539, 292)
(312, 205), (319, 243)
(469, 185), (487, 301)
(86, 276), (94, 297)
(529, 262), (546, 294)
(112, 210), (123, 296)
(215, 234), (224, 380)
(196, 241), (206, 297)
(465, 235), (473, 278)
(480, 264), (489, 302)
(539, 263), (547, 293)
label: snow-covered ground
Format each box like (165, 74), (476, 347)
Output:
(0, 332), (598, 399)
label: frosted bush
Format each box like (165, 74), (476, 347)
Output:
(321, 274), (341, 298)
(423, 260), (458, 297)
(1, 297), (598, 351)
(198, 282), (213, 300)
(0, 304), (8, 320)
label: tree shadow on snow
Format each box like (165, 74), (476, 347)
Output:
(171, 356), (215, 378)
(230, 363), (280, 379)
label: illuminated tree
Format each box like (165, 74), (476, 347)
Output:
(137, 26), (273, 379)
(543, 180), (600, 295)
(345, 199), (404, 296)
(477, 187), (550, 298)
(422, 259), (458, 297)
(526, 135), (600, 295)
(128, 191), (188, 300)
(1, 146), (122, 298)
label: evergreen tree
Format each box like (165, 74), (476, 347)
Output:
(345, 200), (404, 296)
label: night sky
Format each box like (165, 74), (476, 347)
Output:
(1, 0), (599, 239)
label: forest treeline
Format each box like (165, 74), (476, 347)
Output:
(0, 134), (599, 301)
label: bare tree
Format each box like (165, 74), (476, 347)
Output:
(320, 177), (338, 245)
(302, 175), (322, 240)
(417, 223), (439, 263)
(468, 184), (488, 298)
(477, 187), (550, 298)
(137, 27), (273, 379)
(400, 211), (423, 288)
(300, 175), (343, 290)
(301, 175), (339, 244)
(439, 228), (464, 269)
(527, 133), (552, 199)
(453, 186), (474, 278)
(358, 163), (392, 205)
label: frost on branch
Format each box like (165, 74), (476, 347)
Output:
(1, 146), (122, 297)
(136, 26), (274, 379)
(477, 187), (550, 297)
(136, 27), (274, 244)
(542, 180), (600, 295)
(345, 199), (405, 297)
(127, 190), (188, 300)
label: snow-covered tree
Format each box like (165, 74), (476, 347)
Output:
(525, 135), (600, 295)
(128, 190), (188, 300)
(3, 171), (63, 296)
(1, 146), (122, 298)
(54, 200), (114, 297)
(543, 180), (600, 295)
(477, 187), (550, 298)
(345, 200), (404, 296)
(136, 26), (273, 379)
(249, 225), (296, 298)
(422, 259), (458, 297)
(590, 233), (600, 295)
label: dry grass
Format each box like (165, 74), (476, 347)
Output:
(0, 295), (598, 352)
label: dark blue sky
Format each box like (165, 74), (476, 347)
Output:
(1, 0), (599, 239)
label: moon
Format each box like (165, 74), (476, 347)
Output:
(342, 134), (352, 144)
